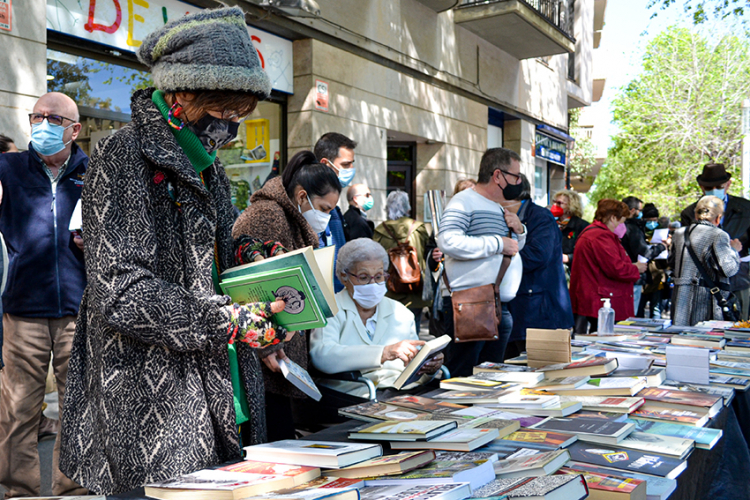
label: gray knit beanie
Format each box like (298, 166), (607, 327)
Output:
(137, 7), (271, 98)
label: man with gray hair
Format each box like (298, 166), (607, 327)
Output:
(344, 183), (374, 240)
(0, 92), (87, 496)
(437, 147), (526, 377)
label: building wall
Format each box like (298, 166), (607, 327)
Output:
(0, 0), (47, 148)
(301, 0), (573, 131)
(288, 38), (488, 224)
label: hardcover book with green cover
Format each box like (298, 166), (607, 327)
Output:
(220, 246), (337, 330)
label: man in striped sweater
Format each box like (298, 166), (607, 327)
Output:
(437, 148), (527, 377)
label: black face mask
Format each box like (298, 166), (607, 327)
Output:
(187, 114), (239, 153)
(499, 172), (524, 201)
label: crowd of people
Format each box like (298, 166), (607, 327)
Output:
(0, 6), (748, 498)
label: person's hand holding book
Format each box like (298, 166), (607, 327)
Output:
(381, 339), (425, 365)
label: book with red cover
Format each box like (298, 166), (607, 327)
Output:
(557, 466), (647, 499)
(630, 406), (709, 427)
(636, 388), (722, 416)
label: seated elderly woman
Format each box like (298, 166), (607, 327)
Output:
(310, 238), (444, 398)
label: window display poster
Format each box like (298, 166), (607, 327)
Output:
(0, 0), (11, 31)
(244, 119), (270, 164)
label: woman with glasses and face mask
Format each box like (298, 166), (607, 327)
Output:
(309, 238), (444, 398)
(232, 149), (341, 441)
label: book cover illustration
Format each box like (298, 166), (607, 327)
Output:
(473, 474), (585, 498)
(386, 395), (467, 414)
(358, 483), (471, 500)
(630, 407), (706, 425)
(502, 429), (576, 447)
(279, 358), (322, 401)
(637, 387), (721, 408)
(557, 466), (644, 493)
(538, 358), (613, 372)
(370, 451), (494, 480)
(339, 401), (431, 422)
(566, 441), (686, 478)
(532, 417), (632, 437)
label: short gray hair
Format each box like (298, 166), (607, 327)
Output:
(386, 190), (410, 220)
(337, 238), (389, 282)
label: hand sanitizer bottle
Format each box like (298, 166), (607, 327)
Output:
(598, 298), (615, 335)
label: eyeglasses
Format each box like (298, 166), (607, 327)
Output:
(498, 169), (521, 185)
(29, 113), (77, 127)
(553, 199), (567, 207)
(346, 270), (390, 284)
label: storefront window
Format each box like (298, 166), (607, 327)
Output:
(47, 50), (151, 156)
(217, 100), (284, 212)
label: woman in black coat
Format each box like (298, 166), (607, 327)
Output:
(552, 189), (589, 270)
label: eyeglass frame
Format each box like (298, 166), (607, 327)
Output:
(345, 270), (390, 285)
(28, 113), (78, 127)
(497, 168), (522, 185)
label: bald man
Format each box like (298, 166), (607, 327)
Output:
(344, 183), (375, 240)
(0, 92), (87, 497)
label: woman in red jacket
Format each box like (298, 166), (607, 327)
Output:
(570, 199), (648, 333)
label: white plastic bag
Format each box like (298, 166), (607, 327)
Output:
(499, 253), (523, 303)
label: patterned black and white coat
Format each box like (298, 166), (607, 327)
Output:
(59, 88), (276, 494)
(670, 221), (740, 326)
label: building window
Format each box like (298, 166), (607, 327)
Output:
(47, 49), (151, 156)
(386, 143), (416, 218)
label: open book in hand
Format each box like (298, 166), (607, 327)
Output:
(393, 335), (451, 390)
(220, 246), (337, 331)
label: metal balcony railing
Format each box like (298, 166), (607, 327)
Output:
(458, 0), (573, 39)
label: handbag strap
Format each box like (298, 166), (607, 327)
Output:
(684, 226), (729, 300)
(444, 254), (511, 296)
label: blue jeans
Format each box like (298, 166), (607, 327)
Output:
(443, 297), (512, 378)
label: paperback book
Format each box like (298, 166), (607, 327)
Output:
(243, 441), (382, 469)
(537, 358), (619, 378)
(348, 420), (457, 441)
(498, 428), (578, 449)
(326, 451), (435, 479)
(144, 470), (294, 500)
(565, 441), (688, 479)
(471, 474), (589, 500)
(358, 483), (472, 500)
(636, 387), (722, 417)
(338, 402), (431, 423)
(659, 379), (735, 405)
(530, 417), (635, 445)
(393, 335), (451, 390)
(626, 418), (722, 450)
(629, 404), (709, 427)
(362, 451), (495, 491)
(565, 462), (677, 500)
(390, 428), (500, 452)
(279, 358), (322, 401)
(384, 395), (468, 415)
(493, 449), (571, 479)
(557, 466), (647, 500)
(558, 396), (644, 414)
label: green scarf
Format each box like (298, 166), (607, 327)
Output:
(152, 90), (251, 427)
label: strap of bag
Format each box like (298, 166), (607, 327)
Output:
(684, 226), (730, 300)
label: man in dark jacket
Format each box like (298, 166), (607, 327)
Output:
(0, 92), (87, 497)
(620, 196), (664, 312)
(681, 163), (750, 320)
(314, 132), (357, 292)
(344, 184), (375, 240)
(506, 176), (573, 359)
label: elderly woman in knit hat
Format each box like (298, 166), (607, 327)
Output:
(59, 8), (292, 494)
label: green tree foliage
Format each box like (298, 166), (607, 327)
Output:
(649, 0), (750, 24)
(590, 27), (750, 215)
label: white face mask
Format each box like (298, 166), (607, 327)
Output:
(352, 282), (387, 309)
(299, 194), (331, 234)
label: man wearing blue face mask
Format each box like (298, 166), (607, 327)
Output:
(314, 132), (358, 292)
(343, 184), (375, 240)
(681, 163), (750, 320)
(0, 92), (87, 497)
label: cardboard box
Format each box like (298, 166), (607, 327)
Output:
(526, 328), (572, 368)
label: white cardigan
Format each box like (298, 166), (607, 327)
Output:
(310, 290), (418, 397)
